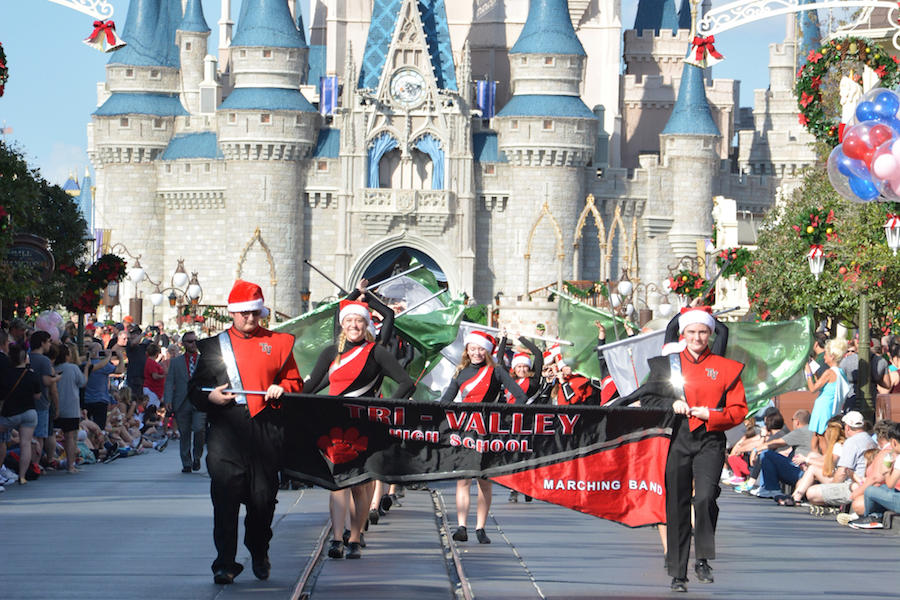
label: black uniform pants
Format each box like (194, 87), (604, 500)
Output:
(665, 418), (725, 579)
(206, 403), (283, 573)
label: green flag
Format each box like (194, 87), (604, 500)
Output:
(725, 311), (814, 415)
(405, 259), (441, 294)
(394, 299), (467, 363)
(557, 294), (637, 380)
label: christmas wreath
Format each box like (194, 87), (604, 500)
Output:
(791, 206), (838, 246)
(715, 247), (753, 280)
(0, 42), (8, 97)
(668, 270), (706, 299)
(796, 36), (900, 147)
(63, 254), (128, 314)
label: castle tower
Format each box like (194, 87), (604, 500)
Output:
(215, 0), (317, 314)
(88, 0), (185, 312)
(494, 0), (598, 295)
(659, 62), (721, 258)
(176, 0), (211, 116)
(796, 0), (822, 66)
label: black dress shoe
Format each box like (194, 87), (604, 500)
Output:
(369, 508), (379, 525)
(475, 528), (491, 544)
(346, 542), (362, 559)
(670, 578), (688, 593)
(213, 564), (242, 585)
(342, 529), (351, 545)
(452, 526), (468, 542)
(694, 560), (714, 583)
(327, 540), (344, 559)
(663, 553), (667, 571)
(182, 466), (192, 473)
(192, 459), (201, 471)
(380, 493), (393, 511)
(252, 557), (271, 580)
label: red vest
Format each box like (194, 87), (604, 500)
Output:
(228, 327), (302, 417)
(460, 366), (492, 403)
(328, 342), (376, 396)
(679, 348), (747, 432)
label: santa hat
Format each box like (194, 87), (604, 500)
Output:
(678, 306), (715, 334)
(511, 352), (533, 369)
(339, 300), (373, 327)
(227, 280), (270, 317)
(543, 343), (565, 367)
(464, 330), (496, 353)
(661, 341), (687, 356)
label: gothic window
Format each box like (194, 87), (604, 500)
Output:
(260, 114), (271, 124)
(520, 57), (528, 66)
(295, 115), (303, 126)
(184, 116), (191, 128)
(204, 163), (211, 173)
(380, 148), (402, 189)
(411, 148), (434, 190)
(289, 50), (297, 60)
(510, 120), (519, 131)
(165, 164), (171, 174)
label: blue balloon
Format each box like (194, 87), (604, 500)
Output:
(857, 101), (877, 123)
(874, 91), (900, 121)
(848, 175), (880, 201)
(835, 149), (870, 179)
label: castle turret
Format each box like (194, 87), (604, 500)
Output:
(494, 0), (598, 294)
(634, 0), (682, 35)
(89, 0), (186, 316)
(214, 0), (318, 314)
(177, 0), (211, 116)
(659, 62), (721, 258)
(796, 0), (822, 66)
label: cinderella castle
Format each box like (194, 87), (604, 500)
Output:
(85, 0), (818, 320)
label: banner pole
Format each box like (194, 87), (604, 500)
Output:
(464, 322), (574, 346)
(304, 260), (349, 296)
(370, 264), (426, 291)
(394, 289), (448, 318)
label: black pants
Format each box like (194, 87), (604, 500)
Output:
(665, 418), (725, 579)
(206, 403), (283, 573)
(175, 406), (206, 469)
(84, 402), (108, 430)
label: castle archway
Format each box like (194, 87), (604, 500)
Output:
(348, 235), (459, 296)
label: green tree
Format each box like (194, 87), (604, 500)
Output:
(747, 167), (900, 328)
(0, 141), (91, 313)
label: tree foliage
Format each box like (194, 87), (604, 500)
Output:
(0, 141), (91, 312)
(747, 167), (900, 327)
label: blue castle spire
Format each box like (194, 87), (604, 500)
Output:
(633, 0), (681, 35)
(510, 0), (586, 55)
(109, 0), (183, 68)
(179, 0), (210, 33)
(677, 0), (692, 31)
(661, 62), (720, 136)
(297, 9), (308, 46)
(231, 0), (307, 48)
(796, 1), (821, 66)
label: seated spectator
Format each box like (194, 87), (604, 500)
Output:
(805, 411), (876, 507)
(755, 410), (814, 500)
(734, 410), (790, 493)
(840, 421), (896, 521)
(725, 416), (761, 485)
(848, 421), (900, 529)
(791, 418), (846, 503)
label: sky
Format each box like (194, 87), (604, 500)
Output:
(0, 0), (822, 186)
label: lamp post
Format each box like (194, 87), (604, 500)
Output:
(806, 245), (825, 280)
(884, 214), (900, 255)
(300, 289), (311, 313)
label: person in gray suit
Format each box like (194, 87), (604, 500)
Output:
(164, 333), (205, 473)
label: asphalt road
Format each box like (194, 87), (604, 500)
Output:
(2, 449), (898, 599)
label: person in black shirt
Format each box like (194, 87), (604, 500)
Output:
(0, 345), (42, 485)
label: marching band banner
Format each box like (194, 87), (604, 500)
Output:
(283, 396), (673, 528)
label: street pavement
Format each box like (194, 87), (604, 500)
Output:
(2, 449), (899, 599)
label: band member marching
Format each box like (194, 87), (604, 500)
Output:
(188, 280), (303, 585)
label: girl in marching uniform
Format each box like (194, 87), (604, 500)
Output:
(306, 298), (415, 560)
(503, 335), (544, 405)
(440, 331), (527, 543)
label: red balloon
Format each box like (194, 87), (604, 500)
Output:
(843, 134), (876, 168)
(870, 123), (895, 147)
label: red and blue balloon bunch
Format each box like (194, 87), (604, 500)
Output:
(828, 89), (900, 203)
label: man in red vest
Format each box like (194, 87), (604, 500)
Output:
(189, 280), (303, 585)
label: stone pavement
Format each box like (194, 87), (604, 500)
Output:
(2, 450), (899, 600)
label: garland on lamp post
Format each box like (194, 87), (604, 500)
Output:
(795, 36), (900, 147)
(62, 253), (127, 314)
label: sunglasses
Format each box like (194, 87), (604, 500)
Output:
(240, 310), (262, 317)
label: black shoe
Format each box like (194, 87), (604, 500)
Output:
(346, 542), (361, 559)
(694, 560), (713, 584)
(342, 529), (351, 546)
(395, 487), (405, 498)
(377, 507), (386, 517)
(327, 540), (344, 559)
(278, 480), (290, 490)
(508, 491), (519, 503)
(663, 553), (667, 571)
(524, 495), (532, 502)
(670, 578), (688, 593)
(291, 480), (302, 490)
(452, 526), (468, 542)
(359, 533), (366, 548)
(389, 493), (401, 507)
(252, 557), (271, 580)
(213, 564), (242, 585)
(369, 509), (379, 525)
(380, 494), (393, 511)
(182, 466), (192, 473)
(476, 528), (491, 544)
(192, 458), (201, 471)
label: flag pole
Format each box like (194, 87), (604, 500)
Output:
(304, 260), (349, 296)
(394, 289), (448, 318)
(370, 264), (426, 291)
(597, 306), (741, 352)
(465, 322), (574, 346)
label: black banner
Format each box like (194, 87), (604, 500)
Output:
(282, 395), (673, 527)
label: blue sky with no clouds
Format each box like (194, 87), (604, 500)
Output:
(0, 0), (804, 185)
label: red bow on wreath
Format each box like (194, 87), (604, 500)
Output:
(83, 20), (127, 53)
(684, 35), (725, 69)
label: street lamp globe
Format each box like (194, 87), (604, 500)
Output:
(658, 302), (673, 318)
(609, 293), (622, 308)
(884, 215), (900, 256)
(188, 274), (202, 300)
(173, 260), (189, 288)
(625, 303), (634, 317)
(150, 285), (164, 307)
(128, 258), (145, 283)
(806, 246), (825, 280)
(618, 280), (633, 297)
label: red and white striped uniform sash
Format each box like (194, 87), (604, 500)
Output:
(328, 342), (377, 397)
(505, 377), (530, 404)
(459, 365), (493, 403)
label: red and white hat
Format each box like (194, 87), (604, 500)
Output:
(511, 352), (533, 369)
(543, 343), (564, 367)
(228, 280), (269, 317)
(464, 330), (495, 352)
(339, 300), (373, 327)
(678, 306), (715, 333)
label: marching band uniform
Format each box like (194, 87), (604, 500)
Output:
(189, 281), (303, 583)
(503, 337), (544, 404)
(619, 307), (746, 591)
(440, 332), (527, 404)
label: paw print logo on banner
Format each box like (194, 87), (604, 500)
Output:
(317, 427), (369, 464)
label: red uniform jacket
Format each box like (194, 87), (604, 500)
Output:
(678, 348), (747, 432)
